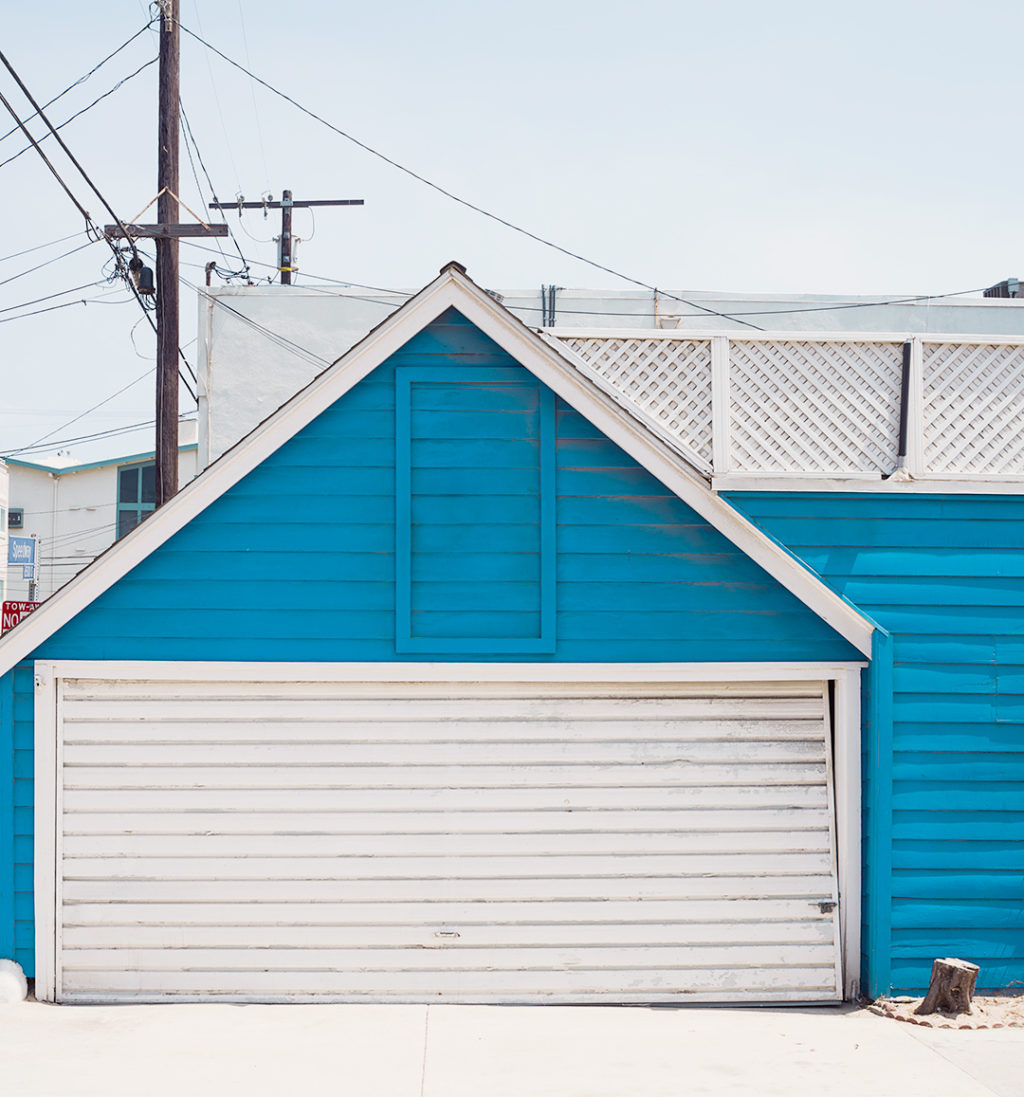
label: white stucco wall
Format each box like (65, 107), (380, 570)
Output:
(6, 438), (197, 602)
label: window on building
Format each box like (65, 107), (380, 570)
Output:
(8, 508), (23, 530)
(117, 461), (156, 538)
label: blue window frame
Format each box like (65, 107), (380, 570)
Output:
(116, 461), (156, 538)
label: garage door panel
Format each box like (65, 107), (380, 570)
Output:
(62, 828), (833, 858)
(61, 943), (840, 974)
(52, 675), (842, 1003)
(63, 807), (831, 836)
(60, 896), (834, 928)
(61, 874), (838, 903)
(62, 919), (836, 949)
(64, 762), (830, 791)
(63, 737), (828, 766)
(62, 784), (831, 813)
(63, 850), (836, 880)
(59, 965), (839, 1001)
(60, 695), (827, 724)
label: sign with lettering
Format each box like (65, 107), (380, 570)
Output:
(2, 601), (40, 632)
(7, 537), (34, 565)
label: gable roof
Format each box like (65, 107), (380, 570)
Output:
(0, 262), (875, 669)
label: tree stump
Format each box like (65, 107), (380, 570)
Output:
(915, 957), (980, 1016)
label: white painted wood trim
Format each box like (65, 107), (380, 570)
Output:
(32, 663), (58, 1003)
(906, 336), (925, 478)
(553, 329), (1024, 346)
(820, 681), (843, 1000)
(0, 266), (877, 672)
(43, 660), (861, 1002)
(834, 668), (862, 999)
(711, 336), (730, 475)
(712, 475), (1024, 493)
(41, 660), (867, 683)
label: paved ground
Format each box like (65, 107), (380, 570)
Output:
(1, 1000), (1021, 1097)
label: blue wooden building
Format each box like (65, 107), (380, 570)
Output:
(0, 263), (1019, 1004)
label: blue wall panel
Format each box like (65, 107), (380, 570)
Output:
(0, 309), (856, 971)
(731, 490), (1024, 995)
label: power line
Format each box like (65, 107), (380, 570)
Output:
(0, 231), (88, 265)
(0, 57), (158, 172)
(0, 238), (98, 289)
(3, 411), (196, 460)
(179, 238), (989, 322)
(0, 47), (138, 246)
(0, 84), (94, 225)
(179, 99), (251, 275)
(0, 17), (155, 145)
(5, 367), (157, 455)
(175, 20), (764, 332)
(0, 291), (131, 326)
(0, 279), (110, 317)
(0, 49), (198, 398)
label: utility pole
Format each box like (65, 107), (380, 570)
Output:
(105, 0), (227, 509)
(210, 192), (364, 283)
(155, 0), (180, 509)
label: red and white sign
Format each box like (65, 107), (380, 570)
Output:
(2, 601), (40, 632)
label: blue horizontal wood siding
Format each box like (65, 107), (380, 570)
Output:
(0, 309), (857, 973)
(730, 490), (1024, 996)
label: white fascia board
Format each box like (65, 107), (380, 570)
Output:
(0, 265), (875, 673)
(715, 475), (1024, 494)
(35, 660), (867, 683)
(551, 328), (1024, 346)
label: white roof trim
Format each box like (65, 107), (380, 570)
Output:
(0, 263), (874, 672)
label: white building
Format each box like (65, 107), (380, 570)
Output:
(5, 426), (197, 602)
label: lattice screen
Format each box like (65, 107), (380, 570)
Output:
(728, 340), (903, 474)
(922, 343), (1024, 474)
(559, 337), (714, 470)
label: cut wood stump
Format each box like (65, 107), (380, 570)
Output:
(915, 957), (980, 1016)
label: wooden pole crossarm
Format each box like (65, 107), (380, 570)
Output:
(105, 223), (229, 238)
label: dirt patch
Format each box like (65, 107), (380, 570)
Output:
(869, 995), (1024, 1029)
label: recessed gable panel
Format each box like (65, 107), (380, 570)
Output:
(34, 309), (858, 664)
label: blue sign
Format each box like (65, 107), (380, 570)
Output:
(22, 564), (34, 580)
(8, 537), (34, 565)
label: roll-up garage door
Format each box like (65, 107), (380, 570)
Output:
(49, 674), (842, 1003)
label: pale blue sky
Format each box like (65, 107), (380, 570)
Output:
(2, 0), (1021, 453)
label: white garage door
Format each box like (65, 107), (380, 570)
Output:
(45, 671), (842, 1003)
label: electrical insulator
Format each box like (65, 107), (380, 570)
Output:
(137, 266), (155, 295)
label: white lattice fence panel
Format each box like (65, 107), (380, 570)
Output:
(728, 341), (903, 473)
(923, 343), (1024, 475)
(558, 337), (713, 469)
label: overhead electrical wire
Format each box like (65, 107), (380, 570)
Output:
(179, 99), (252, 275)
(0, 238), (98, 288)
(180, 238), (988, 323)
(0, 293), (131, 326)
(0, 16), (155, 145)
(0, 230), (88, 265)
(0, 44), (197, 397)
(0, 57), (158, 172)
(174, 20), (764, 332)
(2, 411), (196, 460)
(5, 365), (158, 456)
(0, 278), (114, 316)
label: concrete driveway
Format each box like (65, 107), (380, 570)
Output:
(1, 1000), (1020, 1097)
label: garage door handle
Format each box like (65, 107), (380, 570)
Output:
(435, 930), (460, 938)
(818, 901), (837, 914)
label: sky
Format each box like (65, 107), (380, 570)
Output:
(2, 0), (1023, 460)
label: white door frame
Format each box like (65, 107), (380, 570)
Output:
(34, 659), (865, 1002)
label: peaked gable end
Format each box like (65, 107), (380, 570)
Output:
(35, 308), (858, 663)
